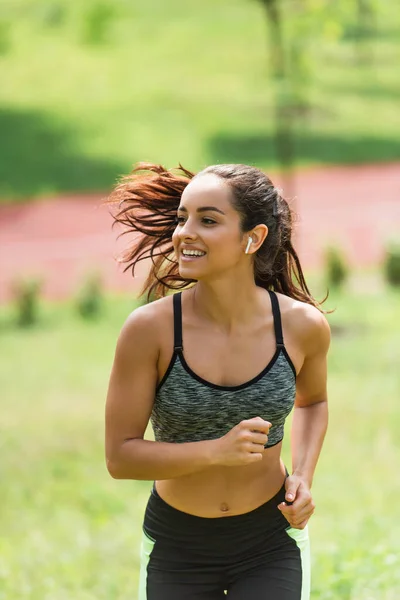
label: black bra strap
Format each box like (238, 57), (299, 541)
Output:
(268, 290), (285, 349)
(172, 292), (183, 353)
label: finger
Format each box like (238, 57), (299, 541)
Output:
(289, 518), (309, 530)
(290, 496), (313, 512)
(284, 506), (314, 527)
(248, 452), (263, 463)
(281, 491), (313, 511)
(278, 501), (296, 513)
(249, 433), (269, 445)
(284, 478), (299, 503)
(279, 499), (314, 514)
(244, 418), (271, 433)
(248, 442), (267, 454)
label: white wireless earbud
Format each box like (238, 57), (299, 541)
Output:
(245, 236), (253, 255)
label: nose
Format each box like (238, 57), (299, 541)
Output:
(178, 218), (198, 241)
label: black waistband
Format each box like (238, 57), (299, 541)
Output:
(143, 481), (290, 559)
(149, 480), (287, 526)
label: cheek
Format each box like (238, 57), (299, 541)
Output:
(172, 229), (180, 250)
(211, 233), (243, 262)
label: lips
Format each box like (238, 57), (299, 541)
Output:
(179, 246), (207, 259)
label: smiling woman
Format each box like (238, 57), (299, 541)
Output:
(106, 163), (330, 600)
(108, 162), (318, 306)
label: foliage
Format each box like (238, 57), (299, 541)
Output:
(384, 242), (400, 286)
(82, 2), (116, 46)
(0, 19), (11, 55)
(256, 0), (382, 171)
(0, 286), (399, 598)
(0, 1), (399, 201)
(11, 277), (42, 327)
(76, 272), (104, 319)
(325, 246), (349, 290)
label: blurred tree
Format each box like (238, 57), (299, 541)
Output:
(256, 0), (345, 196)
(258, 0), (294, 195)
(384, 243), (400, 287)
(325, 246), (349, 290)
(12, 277), (43, 328)
(82, 2), (116, 46)
(0, 19), (11, 55)
(37, 2), (66, 28)
(76, 272), (104, 319)
(355, 0), (377, 65)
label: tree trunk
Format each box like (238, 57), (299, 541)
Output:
(356, 0), (376, 65)
(259, 0), (296, 199)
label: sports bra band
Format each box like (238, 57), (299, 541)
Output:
(173, 292), (183, 353)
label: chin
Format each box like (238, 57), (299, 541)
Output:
(178, 264), (204, 279)
(178, 259), (212, 278)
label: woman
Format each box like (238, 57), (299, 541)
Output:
(105, 163), (330, 600)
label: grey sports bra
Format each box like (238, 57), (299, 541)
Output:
(150, 291), (296, 448)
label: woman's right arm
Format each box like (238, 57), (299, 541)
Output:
(105, 305), (218, 480)
(105, 304), (272, 481)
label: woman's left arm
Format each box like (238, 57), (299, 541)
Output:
(278, 307), (331, 529)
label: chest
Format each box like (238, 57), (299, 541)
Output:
(158, 318), (301, 388)
(153, 353), (296, 445)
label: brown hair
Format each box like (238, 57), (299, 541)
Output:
(108, 162), (324, 309)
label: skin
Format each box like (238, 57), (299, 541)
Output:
(105, 173), (330, 529)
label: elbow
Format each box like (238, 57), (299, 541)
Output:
(106, 457), (126, 479)
(105, 440), (128, 479)
(105, 438), (146, 480)
(105, 450), (143, 481)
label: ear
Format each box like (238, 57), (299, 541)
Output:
(244, 224), (268, 254)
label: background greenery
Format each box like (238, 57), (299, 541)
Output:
(1, 2), (399, 598)
(0, 0), (399, 200)
(1, 280), (399, 599)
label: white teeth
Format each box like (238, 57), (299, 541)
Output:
(182, 249), (206, 257)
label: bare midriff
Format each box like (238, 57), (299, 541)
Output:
(155, 443), (286, 518)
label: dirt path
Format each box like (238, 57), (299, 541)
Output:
(0, 163), (399, 303)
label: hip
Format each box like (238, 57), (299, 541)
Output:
(143, 476), (299, 561)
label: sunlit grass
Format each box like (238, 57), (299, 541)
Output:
(0, 281), (399, 599)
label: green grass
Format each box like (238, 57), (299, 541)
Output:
(0, 1), (400, 201)
(1, 281), (400, 599)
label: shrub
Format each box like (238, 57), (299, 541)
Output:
(325, 246), (349, 290)
(0, 20), (11, 55)
(76, 273), (103, 319)
(82, 2), (115, 46)
(12, 277), (42, 327)
(384, 243), (400, 286)
(39, 3), (66, 28)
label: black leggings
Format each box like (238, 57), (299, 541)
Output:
(138, 482), (310, 599)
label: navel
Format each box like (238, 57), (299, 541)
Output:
(220, 502), (230, 513)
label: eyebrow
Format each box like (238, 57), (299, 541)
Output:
(177, 205), (226, 215)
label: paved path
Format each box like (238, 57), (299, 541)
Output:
(0, 163), (399, 303)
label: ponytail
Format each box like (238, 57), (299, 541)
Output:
(108, 162), (326, 310)
(253, 194), (323, 309)
(108, 162), (195, 299)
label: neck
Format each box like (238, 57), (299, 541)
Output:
(191, 270), (264, 329)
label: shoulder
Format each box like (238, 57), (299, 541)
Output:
(277, 293), (331, 356)
(116, 295), (174, 359)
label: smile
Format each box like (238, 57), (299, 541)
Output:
(181, 249), (206, 257)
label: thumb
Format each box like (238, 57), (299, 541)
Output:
(285, 477), (299, 503)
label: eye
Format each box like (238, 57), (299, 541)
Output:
(202, 217), (217, 225)
(176, 215), (186, 225)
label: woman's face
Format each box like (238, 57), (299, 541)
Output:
(172, 174), (248, 281)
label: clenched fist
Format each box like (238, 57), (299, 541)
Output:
(212, 417), (271, 467)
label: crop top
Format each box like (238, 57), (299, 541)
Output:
(150, 290), (296, 448)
